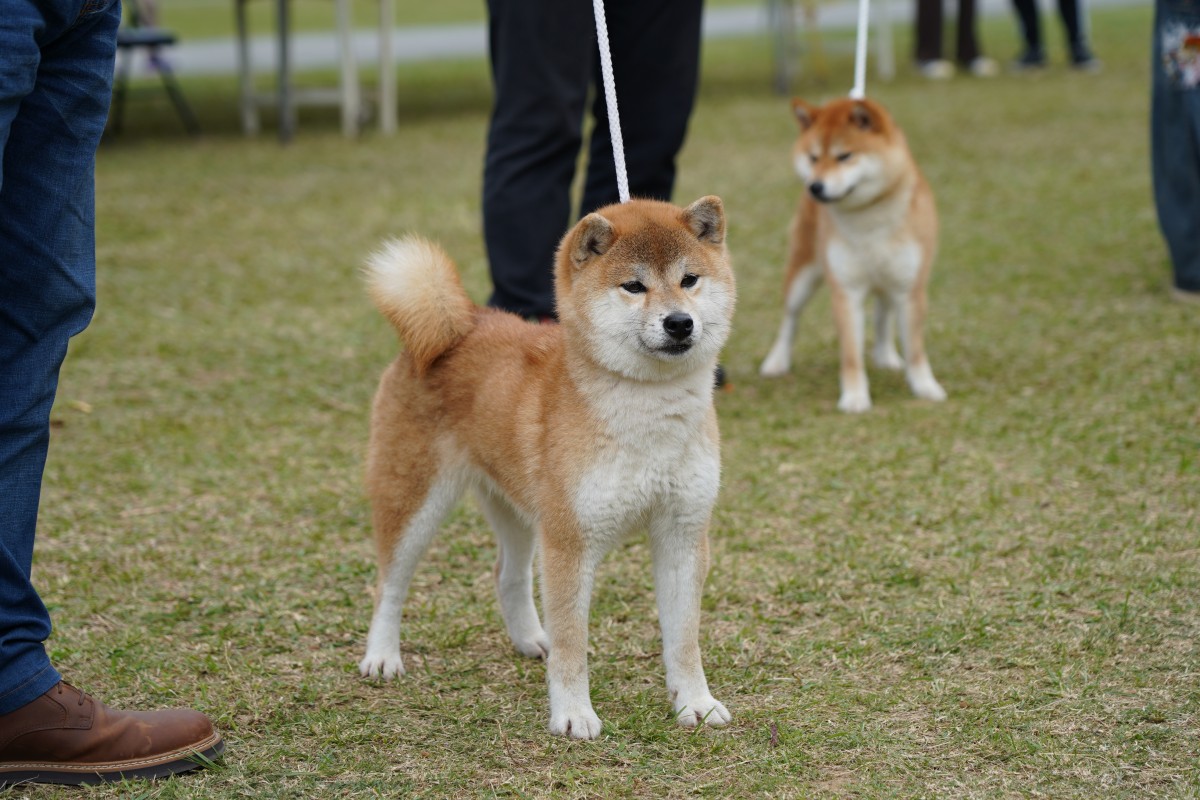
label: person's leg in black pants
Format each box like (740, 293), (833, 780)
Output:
(482, 0), (593, 319)
(954, 0), (981, 65)
(580, 0), (703, 215)
(1011, 0), (1045, 65)
(914, 0), (945, 65)
(1056, 0), (1098, 66)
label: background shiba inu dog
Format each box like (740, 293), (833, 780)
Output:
(359, 197), (736, 740)
(759, 97), (947, 413)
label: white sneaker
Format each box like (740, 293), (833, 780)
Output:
(917, 59), (955, 80)
(968, 57), (999, 77)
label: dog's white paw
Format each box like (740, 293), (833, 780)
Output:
(759, 345), (791, 378)
(674, 695), (731, 729)
(873, 346), (905, 371)
(910, 375), (947, 402)
(838, 390), (872, 413)
(359, 651), (405, 679)
(549, 705), (603, 740)
(512, 629), (550, 659)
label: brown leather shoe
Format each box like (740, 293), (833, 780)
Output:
(0, 682), (224, 787)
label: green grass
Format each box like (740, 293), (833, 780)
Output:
(18, 5), (1200, 798)
(153, 0), (486, 38)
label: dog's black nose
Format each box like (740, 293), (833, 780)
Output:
(809, 181), (826, 201)
(663, 312), (694, 341)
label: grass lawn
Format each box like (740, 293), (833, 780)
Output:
(150, 0), (486, 37)
(20, 4), (1198, 798)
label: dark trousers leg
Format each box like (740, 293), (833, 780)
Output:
(482, 0), (592, 318)
(1056, 0), (1084, 49)
(1012, 0), (1042, 52)
(580, 0), (703, 215)
(954, 0), (981, 64)
(914, 0), (944, 62)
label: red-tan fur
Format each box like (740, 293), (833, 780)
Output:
(759, 97), (947, 412)
(360, 198), (736, 739)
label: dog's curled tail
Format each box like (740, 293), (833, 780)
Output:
(365, 236), (476, 375)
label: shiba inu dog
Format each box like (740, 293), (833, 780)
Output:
(358, 197), (736, 740)
(759, 97), (947, 412)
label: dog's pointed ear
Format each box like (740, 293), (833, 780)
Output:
(792, 98), (817, 131)
(569, 213), (616, 266)
(850, 101), (876, 131)
(680, 195), (725, 245)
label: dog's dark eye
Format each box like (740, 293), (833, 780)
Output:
(681, 274), (699, 289)
(621, 281), (647, 294)
(809, 154), (819, 163)
(836, 152), (853, 162)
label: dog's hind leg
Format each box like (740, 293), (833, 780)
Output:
(477, 491), (549, 659)
(760, 261), (823, 377)
(893, 286), (947, 402)
(871, 293), (904, 370)
(360, 474), (465, 679)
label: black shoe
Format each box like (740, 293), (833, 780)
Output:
(1012, 48), (1046, 71)
(1070, 44), (1102, 72)
(714, 364), (727, 389)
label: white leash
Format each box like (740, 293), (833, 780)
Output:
(592, 0), (630, 203)
(850, 0), (870, 99)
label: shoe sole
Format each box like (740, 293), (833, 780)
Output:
(0, 735), (223, 787)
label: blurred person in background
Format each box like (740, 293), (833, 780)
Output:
(913, 0), (999, 79)
(1010, 0), (1100, 70)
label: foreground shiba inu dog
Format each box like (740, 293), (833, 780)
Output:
(759, 97), (947, 412)
(359, 197), (735, 740)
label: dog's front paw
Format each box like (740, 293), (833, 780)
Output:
(873, 345), (905, 371)
(512, 629), (550, 659)
(911, 379), (947, 402)
(549, 705), (603, 740)
(759, 346), (791, 378)
(837, 390), (872, 413)
(359, 650), (405, 680)
(674, 694), (731, 729)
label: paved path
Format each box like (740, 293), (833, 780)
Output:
(160, 0), (1146, 78)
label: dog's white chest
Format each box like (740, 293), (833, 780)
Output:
(826, 226), (922, 293)
(571, 387), (720, 539)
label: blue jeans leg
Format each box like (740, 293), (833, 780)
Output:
(1151, 0), (1200, 293)
(0, 0), (119, 715)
